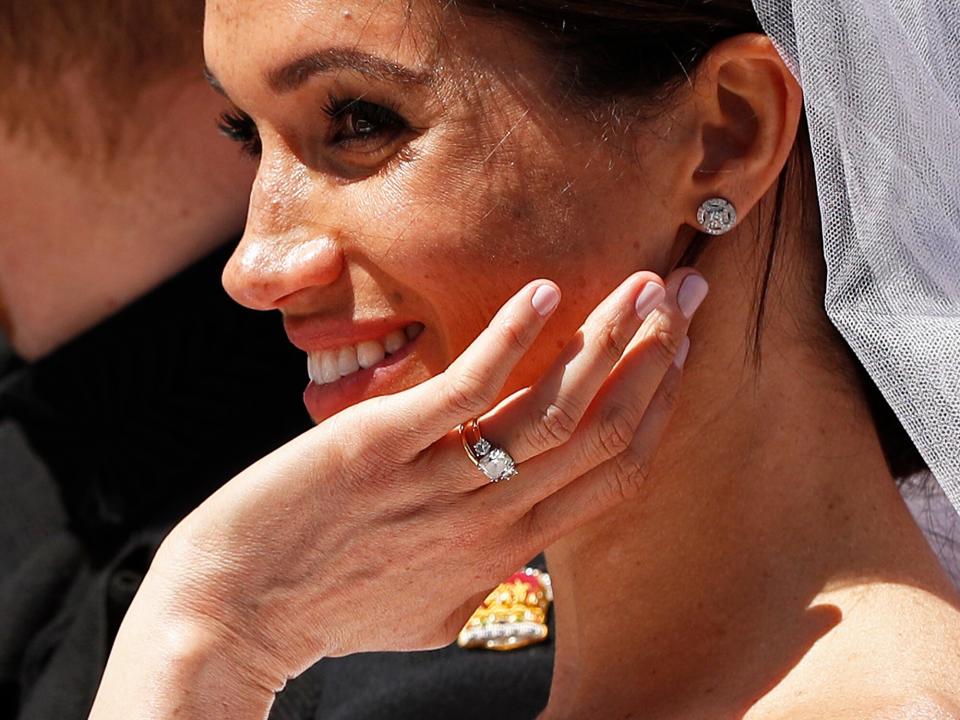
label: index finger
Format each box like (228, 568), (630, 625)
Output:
(380, 279), (561, 452)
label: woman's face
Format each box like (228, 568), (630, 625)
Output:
(204, 0), (691, 423)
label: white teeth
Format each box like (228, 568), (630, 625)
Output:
(307, 322), (424, 386)
(357, 340), (386, 369)
(307, 354), (322, 385)
(384, 329), (407, 354)
(320, 350), (340, 383)
(338, 346), (360, 376)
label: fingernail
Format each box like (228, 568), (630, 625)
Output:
(531, 284), (560, 317)
(677, 275), (709, 319)
(635, 282), (666, 319)
(674, 336), (691, 369)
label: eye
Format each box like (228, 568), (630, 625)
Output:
(322, 97), (411, 152)
(217, 109), (261, 157)
(215, 98), (415, 172)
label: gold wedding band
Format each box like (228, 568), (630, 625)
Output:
(459, 417), (484, 465)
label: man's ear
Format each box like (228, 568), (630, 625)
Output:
(678, 33), (803, 232)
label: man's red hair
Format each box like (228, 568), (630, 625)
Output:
(0, 1), (205, 153)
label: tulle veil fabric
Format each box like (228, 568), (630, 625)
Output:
(751, 1), (960, 520)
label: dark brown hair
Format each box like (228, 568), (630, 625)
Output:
(454, 0), (926, 479)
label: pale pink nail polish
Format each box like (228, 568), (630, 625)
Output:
(635, 282), (666, 319)
(532, 285), (560, 317)
(677, 275), (709, 319)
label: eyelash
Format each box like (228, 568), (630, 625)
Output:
(216, 96), (412, 160)
(217, 110), (262, 156)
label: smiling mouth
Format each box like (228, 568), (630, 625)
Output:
(306, 321), (425, 385)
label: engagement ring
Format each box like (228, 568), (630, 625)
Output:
(458, 417), (519, 483)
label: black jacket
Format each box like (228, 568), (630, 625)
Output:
(0, 246), (552, 720)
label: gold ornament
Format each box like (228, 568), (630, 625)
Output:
(457, 567), (552, 651)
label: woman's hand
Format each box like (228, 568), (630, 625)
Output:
(88, 268), (707, 719)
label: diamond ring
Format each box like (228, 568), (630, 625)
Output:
(458, 417), (519, 483)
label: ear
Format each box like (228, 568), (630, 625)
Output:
(679, 33), (803, 232)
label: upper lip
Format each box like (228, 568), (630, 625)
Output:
(283, 314), (420, 354)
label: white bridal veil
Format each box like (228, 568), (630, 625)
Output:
(750, 0), (960, 516)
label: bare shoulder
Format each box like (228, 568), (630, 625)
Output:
(747, 583), (960, 720)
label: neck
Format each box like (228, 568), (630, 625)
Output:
(0, 77), (254, 360)
(540, 232), (957, 718)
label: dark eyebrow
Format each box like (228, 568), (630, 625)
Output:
(266, 47), (433, 93)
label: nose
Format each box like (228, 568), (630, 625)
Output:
(223, 228), (345, 311)
(223, 163), (345, 311)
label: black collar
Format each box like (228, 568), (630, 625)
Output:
(0, 243), (311, 548)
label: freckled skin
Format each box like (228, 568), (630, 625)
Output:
(205, 0), (685, 422)
(199, 4), (960, 716)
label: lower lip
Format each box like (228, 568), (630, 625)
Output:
(302, 331), (424, 423)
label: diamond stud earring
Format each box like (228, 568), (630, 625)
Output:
(697, 197), (737, 235)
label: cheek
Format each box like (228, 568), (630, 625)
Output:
(373, 139), (638, 391)
(323, 120), (668, 398)
(394, 156), (583, 360)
